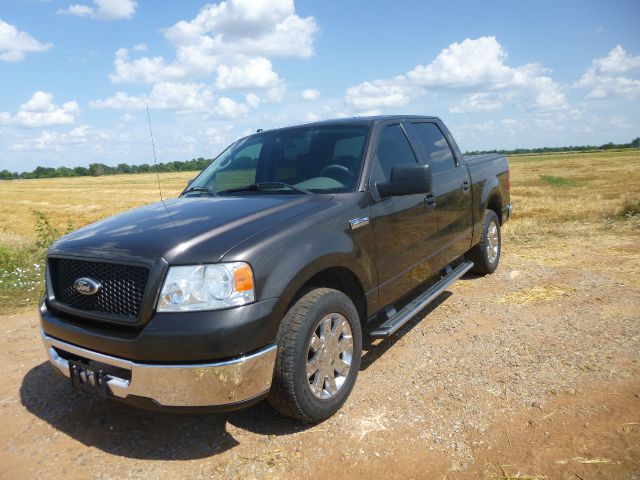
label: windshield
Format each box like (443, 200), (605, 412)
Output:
(184, 125), (369, 196)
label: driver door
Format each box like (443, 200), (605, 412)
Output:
(369, 122), (440, 308)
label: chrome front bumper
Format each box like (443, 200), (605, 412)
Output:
(41, 331), (277, 407)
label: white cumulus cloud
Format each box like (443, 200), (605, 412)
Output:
(90, 81), (259, 119)
(215, 57), (281, 89)
(108, 0), (316, 92)
(110, 47), (186, 84)
(0, 18), (53, 62)
(58, 5), (94, 17)
(1, 91), (80, 127)
(213, 96), (248, 119)
(576, 45), (640, 99)
(163, 0), (316, 59)
(345, 36), (567, 113)
(10, 125), (90, 152)
(57, 0), (137, 20)
(592, 45), (640, 74)
(245, 93), (261, 108)
(345, 81), (416, 110)
(91, 82), (212, 111)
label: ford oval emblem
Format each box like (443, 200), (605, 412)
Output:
(73, 277), (102, 296)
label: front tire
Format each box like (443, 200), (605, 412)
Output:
(468, 209), (501, 275)
(268, 288), (362, 422)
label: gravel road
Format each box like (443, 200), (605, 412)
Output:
(1, 228), (639, 479)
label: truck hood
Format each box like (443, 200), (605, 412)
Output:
(49, 195), (332, 264)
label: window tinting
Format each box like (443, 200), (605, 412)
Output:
(376, 124), (417, 182)
(187, 126), (368, 194)
(213, 142), (260, 191)
(411, 123), (455, 174)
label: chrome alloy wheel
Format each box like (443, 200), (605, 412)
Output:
(306, 313), (353, 399)
(486, 220), (500, 263)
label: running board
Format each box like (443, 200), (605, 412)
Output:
(369, 260), (474, 338)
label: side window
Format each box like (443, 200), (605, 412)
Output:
(375, 124), (417, 182)
(410, 123), (455, 175)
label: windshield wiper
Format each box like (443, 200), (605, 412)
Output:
(182, 186), (217, 197)
(220, 182), (313, 195)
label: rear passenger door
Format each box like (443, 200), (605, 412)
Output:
(406, 121), (473, 267)
(369, 122), (440, 308)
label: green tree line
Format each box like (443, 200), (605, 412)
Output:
(0, 157), (213, 180)
(464, 137), (639, 156)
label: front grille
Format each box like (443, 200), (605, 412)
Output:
(49, 258), (149, 321)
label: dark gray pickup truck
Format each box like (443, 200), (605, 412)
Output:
(40, 115), (511, 421)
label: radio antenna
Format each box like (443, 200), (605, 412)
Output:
(145, 99), (164, 202)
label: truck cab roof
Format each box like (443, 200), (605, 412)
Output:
(258, 115), (443, 134)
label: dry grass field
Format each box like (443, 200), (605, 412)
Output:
(1, 149), (638, 247)
(0, 172), (194, 246)
(0, 149), (639, 479)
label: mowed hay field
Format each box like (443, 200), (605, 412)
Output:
(0, 149), (638, 250)
(0, 172), (194, 246)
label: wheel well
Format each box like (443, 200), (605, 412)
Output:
(290, 267), (367, 324)
(487, 195), (502, 224)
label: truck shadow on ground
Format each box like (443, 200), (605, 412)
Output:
(20, 363), (311, 461)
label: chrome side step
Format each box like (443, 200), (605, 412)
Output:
(369, 260), (474, 338)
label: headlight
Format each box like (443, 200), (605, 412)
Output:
(157, 262), (255, 312)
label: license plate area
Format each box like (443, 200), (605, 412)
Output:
(69, 359), (110, 398)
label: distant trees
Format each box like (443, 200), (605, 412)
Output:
(464, 139), (639, 156)
(116, 163), (132, 174)
(2, 157), (214, 180)
(89, 163), (111, 176)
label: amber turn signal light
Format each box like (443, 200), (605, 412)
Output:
(234, 264), (254, 292)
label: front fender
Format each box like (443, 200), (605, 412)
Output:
(267, 233), (373, 309)
(222, 195), (377, 318)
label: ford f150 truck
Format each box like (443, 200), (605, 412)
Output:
(40, 115), (511, 421)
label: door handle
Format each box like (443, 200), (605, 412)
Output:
(425, 193), (436, 208)
(461, 181), (470, 192)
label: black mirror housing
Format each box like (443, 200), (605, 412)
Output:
(377, 164), (433, 198)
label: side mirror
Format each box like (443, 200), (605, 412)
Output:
(186, 178), (195, 188)
(376, 164), (432, 198)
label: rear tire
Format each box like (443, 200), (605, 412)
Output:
(468, 209), (501, 275)
(268, 288), (362, 422)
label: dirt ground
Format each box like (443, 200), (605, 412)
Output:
(1, 224), (638, 479)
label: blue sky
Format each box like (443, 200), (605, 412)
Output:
(0, 0), (639, 173)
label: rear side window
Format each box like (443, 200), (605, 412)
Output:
(375, 124), (417, 182)
(410, 123), (456, 175)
